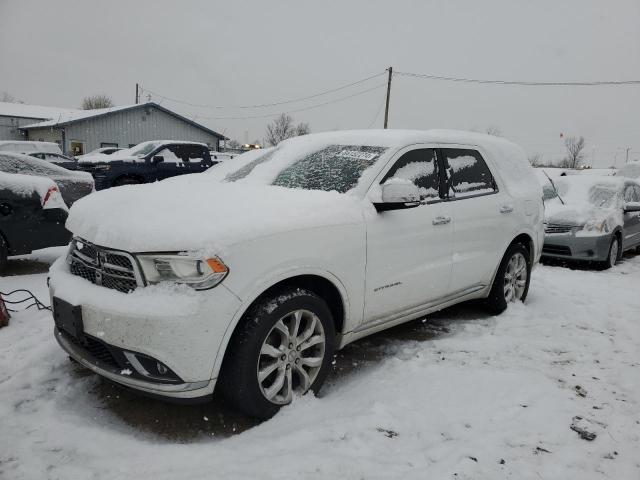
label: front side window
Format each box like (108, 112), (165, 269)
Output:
(443, 148), (496, 198)
(381, 148), (440, 200)
(272, 145), (386, 193)
(156, 147), (182, 164)
(624, 185), (640, 203)
(182, 145), (206, 163)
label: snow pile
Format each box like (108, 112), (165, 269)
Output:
(616, 161), (640, 179)
(0, 171), (55, 200)
(1, 252), (640, 479)
(66, 176), (369, 252)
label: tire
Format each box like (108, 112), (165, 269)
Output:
(484, 242), (532, 314)
(597, 236), (620, 270)
(219, 287), (336, 419)
(113, 176), (142, 187)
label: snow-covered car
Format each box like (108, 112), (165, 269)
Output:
(616, 160), (640, 180)
(27, 151), (78, 170)
(0, 152), (94, 206)
(541, 175), (640, 268)
(49, 129), (543, 418)
(0, 140), (62, 155)
(0, 171), (69, 271)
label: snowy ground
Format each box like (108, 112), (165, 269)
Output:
(1, 249), (639, 479)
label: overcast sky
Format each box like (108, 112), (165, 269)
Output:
(1, 0), (639, 166)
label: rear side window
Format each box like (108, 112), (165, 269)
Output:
(624, 185), (640, 202)
(182, 145), (206, 163)
(442, 148), (496, 198)
(382, 148), (440, 200)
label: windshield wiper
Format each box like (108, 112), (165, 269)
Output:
(542, 170), (565, 205)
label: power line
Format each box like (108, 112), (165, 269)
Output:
(395, 70), (640, 86)
(141, 71), (386, 110)
(188, 83), (387, 121)
(368, 91), (387, 128)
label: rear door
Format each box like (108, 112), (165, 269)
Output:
(182, 145), (213, 174)
(442, 146), (517, 293)
(622, 184), (640, 248)
(363, 145), (453, 325)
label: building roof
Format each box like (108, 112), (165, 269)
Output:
(0, 101), (80, 120)
(21, 102), (227, 140)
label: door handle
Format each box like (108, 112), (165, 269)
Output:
(432, 215), (451, 225)
(500, 205), (514, 214)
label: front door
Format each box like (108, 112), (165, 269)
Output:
(363, 146), (453, 326)
(622, 184), (640, 249)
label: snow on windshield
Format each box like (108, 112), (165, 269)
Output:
(222, 144), (387, 194)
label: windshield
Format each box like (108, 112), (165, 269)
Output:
(127, 141), (164, 157)
(224, 144), (387, 193)
(548, 178), (620, 208)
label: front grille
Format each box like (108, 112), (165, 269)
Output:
(63, 331), (120, 370)
(68, 238), (142, 293)
(545, 223), (574, 234)
(542, 244), (572, 256)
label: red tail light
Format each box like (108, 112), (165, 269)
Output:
(0, 295), (9, 328)
(42, 186), (59, 207)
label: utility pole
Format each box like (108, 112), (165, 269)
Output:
(626, 147), (631, 163)
(383, 66), (393, 129)
(135, 83), (139, 104)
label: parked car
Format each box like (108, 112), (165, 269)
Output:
(0, 152), (94, 206)
(0, 140), (62, 154)
(541, 175), (640, 268)
(27, 151), (78, 170)
(75, 147), (124, 160)
(49, 130), (543, 418)
(0, 171), (69, 272)
(76, 140), (216, 190)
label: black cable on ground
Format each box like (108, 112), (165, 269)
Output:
(0, 289), (51, 312)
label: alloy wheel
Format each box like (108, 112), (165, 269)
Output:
(503, 252), (528, 302)
(257, 309), (326, 405)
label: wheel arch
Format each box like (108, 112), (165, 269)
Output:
(211, 270), (348, 381)
(486, 231), (535, 293)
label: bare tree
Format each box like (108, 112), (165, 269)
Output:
(528, 153), (543, 167)
(485, 126), (502, 136)
(265, 113), (311, 146)
(1, 91), (24, 103)
(81, 94), (114, 110)
(564, 136), (586, 169)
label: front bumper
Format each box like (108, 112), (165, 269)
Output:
(542, 231), (612, 261)
(49, 256), (242, 399)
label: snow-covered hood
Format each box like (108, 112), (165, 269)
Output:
(66, 174), (368, 252)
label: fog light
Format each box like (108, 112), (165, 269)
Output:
(157, 362), (167, 375)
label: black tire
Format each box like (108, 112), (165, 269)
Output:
(113, 176), (142, 187)
(596, 235), (620, 270)
(0, 234), (8, 273)
(219, 287), (336, 419)
(484, 242), (532, 314)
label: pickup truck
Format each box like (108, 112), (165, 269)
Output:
(77, 141), (216, 190)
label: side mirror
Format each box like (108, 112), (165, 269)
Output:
(152, 155), (164, 164)
(623, 201), (640, 213)
(374, 180), (421, 212)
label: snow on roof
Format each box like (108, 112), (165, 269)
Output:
(0, 101), (80, 120)
(21, 103), (143, 128)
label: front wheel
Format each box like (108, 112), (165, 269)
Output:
(219, 288), (336, 419)
(597, 236), (620, 270)
(484, 243), (531, 314)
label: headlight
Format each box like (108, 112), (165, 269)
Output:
(583, 220), (608, 233)
(136, 254), (228, 290)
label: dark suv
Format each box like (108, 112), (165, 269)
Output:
(77, 141), (216, 190)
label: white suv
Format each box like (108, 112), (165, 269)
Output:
(49, 130), (543, 418)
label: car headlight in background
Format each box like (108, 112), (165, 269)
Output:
(582, 219), (608, 233)
(136, 254), (228, 290)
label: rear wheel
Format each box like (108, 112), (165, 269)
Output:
(484, 243), (531, 314)
(219, 287), (335, 419)
(598, 236), (620, 270)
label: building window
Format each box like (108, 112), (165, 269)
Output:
(100, 142), (118, 148)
